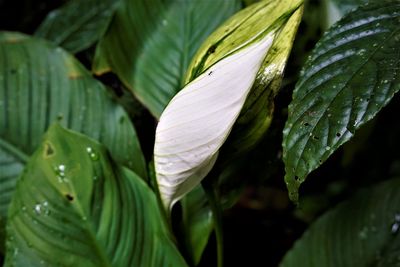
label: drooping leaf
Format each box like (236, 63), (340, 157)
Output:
(155, 0), (304, 211)
(4, 124), (187, 267)
(180, 186), (214, 266)
(35, 0), (120, 53)
(282, 1), (400, 202)
(93, 0), (241, 117)
(280, 178), (400, 267)
(0, 31), (146, 249)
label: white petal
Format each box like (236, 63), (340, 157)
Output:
(154, 33), (275, 210)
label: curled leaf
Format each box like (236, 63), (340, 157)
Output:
(154, 0), (304, 210)
(155, 34), (275, 210)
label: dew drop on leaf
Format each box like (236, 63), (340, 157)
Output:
(86, 147), (99, 161)
(33, 204), (42, 215)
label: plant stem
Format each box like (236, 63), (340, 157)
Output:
(203, 176), (224, 267)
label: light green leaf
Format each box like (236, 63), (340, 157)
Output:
(155, 0), (304, 211)
(180, 186), (214, 266)
(4, 124), (187, 267)
(0, 31), (146, 250)
(282, 1), (400, 202)
(93, 0), (241, 117)
(280, 178), (400, 267)
(184, 0), (303, 82)
(220, 3), (303, 159)
(35, 0), (119, 53)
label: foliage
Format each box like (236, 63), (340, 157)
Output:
(0, 0), (399, 266)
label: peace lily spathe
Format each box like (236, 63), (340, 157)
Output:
(154, 32), (275, 210)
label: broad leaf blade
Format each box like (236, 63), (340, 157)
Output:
(93, 0), (240, 117)
(282, 2), (400, 202)
(35, 0), (119, 53)
(0, 32), (146, 249)
(280, 178), (400, 267)
(5, 124), (187, 267)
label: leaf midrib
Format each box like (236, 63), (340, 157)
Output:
(0, 137), (29, 163)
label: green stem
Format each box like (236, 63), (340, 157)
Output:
(203, 177), (224, 267)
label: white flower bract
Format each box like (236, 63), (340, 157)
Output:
(154, 33), (275, 210)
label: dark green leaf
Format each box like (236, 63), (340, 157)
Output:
(4, 124), (187, 267)
(35, 0), (119, 53)
(0, 31), (146, 249)
(280, 178), (400, 267)
(282, 2), (400, 202)
(93, 0), (241, 117)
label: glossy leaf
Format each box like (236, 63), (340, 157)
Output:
(155, 0), (304, 211)
(280, 178), (400, 267)
(180, 186), (213, 266)
(282, 2), (400, 202)
(93, 0), (240, 117)
(0, 32), (146, 249)
(35, 0), (119, 53)
(4, 124), (187, 267)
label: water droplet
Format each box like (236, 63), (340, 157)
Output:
(86, 147), (99, 161)
(93, 176), (98, 181)
(326, 146), (331, 151)
(162, 19), (167, 26)
(357, 48), (366, 56)
(34, 204), (42, 215)
(55, 165), (67, 182)
(391, 223), (399, 234)
(391, 213), (400, 234)
(82, 216), (87, 221)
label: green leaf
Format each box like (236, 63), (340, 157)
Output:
(184, 0), (303, 82)
(4, 124), (187, 267)
(93, 0), (241, 117)
(0, 31), (146, 249)
(280, 178), (400, 267)
(180, 186), (214, 266)
(220, 3), (303, 159)
(282, 1), (400, 202)
(35, 0), (119, 53)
